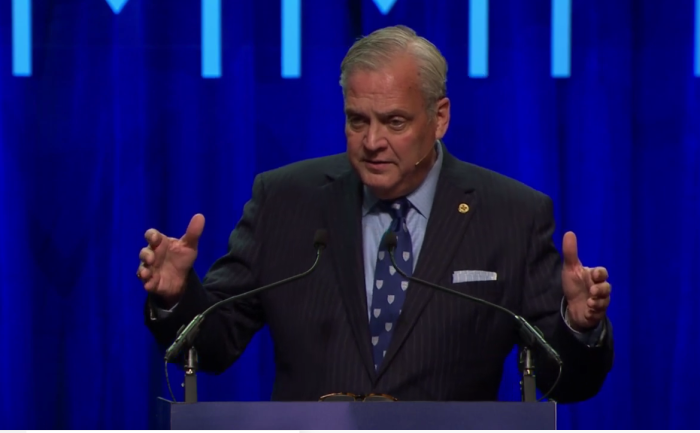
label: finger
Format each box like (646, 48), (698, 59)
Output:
(584, 309), (605, 322)
(137, 265), (152, 281)
(585, 307), (607, 321)
(145, 229), (163, 248)
(143, 276), (159, 292)
(139, 247), (155, 265)
(586, 296), (610, 311)
(562, 231), (579, 268)
(136, 261), (149, 280)
(590, 282), (611, 299)
(181, 213), (205, 249)
(591, 267), (609, 283)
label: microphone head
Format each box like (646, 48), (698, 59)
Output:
(382, 231), (398, 251)
(313, 229), (328, 250)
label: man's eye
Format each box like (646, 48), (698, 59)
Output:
(349, 117), (366, 127)
(389, 118), (406, 129)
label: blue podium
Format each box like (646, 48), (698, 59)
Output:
(155, 398), (557, 429)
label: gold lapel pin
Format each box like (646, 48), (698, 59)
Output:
(458, 203), (469, 213)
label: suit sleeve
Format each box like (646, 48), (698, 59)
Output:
(143, 173), (268, 374)
(520, 195), (614, 403)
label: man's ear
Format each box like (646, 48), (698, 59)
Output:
(434, 97), (450, 140)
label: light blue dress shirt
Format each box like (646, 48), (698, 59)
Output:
(361, 144), (443, 319)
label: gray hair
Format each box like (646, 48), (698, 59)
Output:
(339, 25), (448, 115)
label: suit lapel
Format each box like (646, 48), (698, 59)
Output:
(322, 167), (377, 380)
(378, 149), (479, 378)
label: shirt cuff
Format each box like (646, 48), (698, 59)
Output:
(560, 297), (606, 347)
(148, 296), (179, 321)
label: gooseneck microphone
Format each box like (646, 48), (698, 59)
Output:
(382, 231), (563, 402)
(164, 229), (328, 363)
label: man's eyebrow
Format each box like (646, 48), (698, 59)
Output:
(344, 108), (364, 116)
(377, 109), (411, 118)
(344, 108), (412, 118)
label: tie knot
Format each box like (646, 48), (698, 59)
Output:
(384, 197), (411, 221)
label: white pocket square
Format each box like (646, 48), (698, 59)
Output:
(452, 270), (497, 283)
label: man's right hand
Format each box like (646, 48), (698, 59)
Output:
(137, 214), (205, 308)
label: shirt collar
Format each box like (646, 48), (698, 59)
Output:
(362, 142), (444, 218)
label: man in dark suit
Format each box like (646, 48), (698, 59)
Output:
(138, 25), (613, 402)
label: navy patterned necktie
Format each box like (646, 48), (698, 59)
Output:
(369, 197), (413, 370)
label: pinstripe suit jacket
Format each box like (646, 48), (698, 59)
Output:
(146, 145), (614, 402)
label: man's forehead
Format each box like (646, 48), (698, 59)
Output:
(344, 84), (421, 115)
(346, 69), (398, 94)
(349, 61), (418, 84)
(345, 73), (420, 103)
(343, 104), (412, 118)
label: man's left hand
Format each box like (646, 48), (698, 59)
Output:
(561, 231), (611, 331)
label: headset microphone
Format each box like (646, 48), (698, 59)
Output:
(415, 146), (435, 167)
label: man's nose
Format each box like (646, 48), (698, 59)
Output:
(363, 122), (388, 151)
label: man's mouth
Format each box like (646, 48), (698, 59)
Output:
(364, 160), (391, 168)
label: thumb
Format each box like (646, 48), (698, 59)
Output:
(562, 231), (580, 268)
(181, 213), (205, 249)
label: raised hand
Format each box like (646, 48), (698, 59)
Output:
(137, 214), (205, 307)
(561, 231), (611, 331)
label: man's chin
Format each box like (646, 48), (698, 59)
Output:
(364, 181), (401, 200)
(361, 173), (388, 186)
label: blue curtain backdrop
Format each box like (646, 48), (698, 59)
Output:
(0, 0), (698, 429)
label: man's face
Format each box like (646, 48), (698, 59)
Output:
(344, 54), (449, 200)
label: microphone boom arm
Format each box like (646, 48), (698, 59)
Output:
(384, 233), (562, 402)
(165, 248), (324, 363)
(162, 229), (328, 403)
